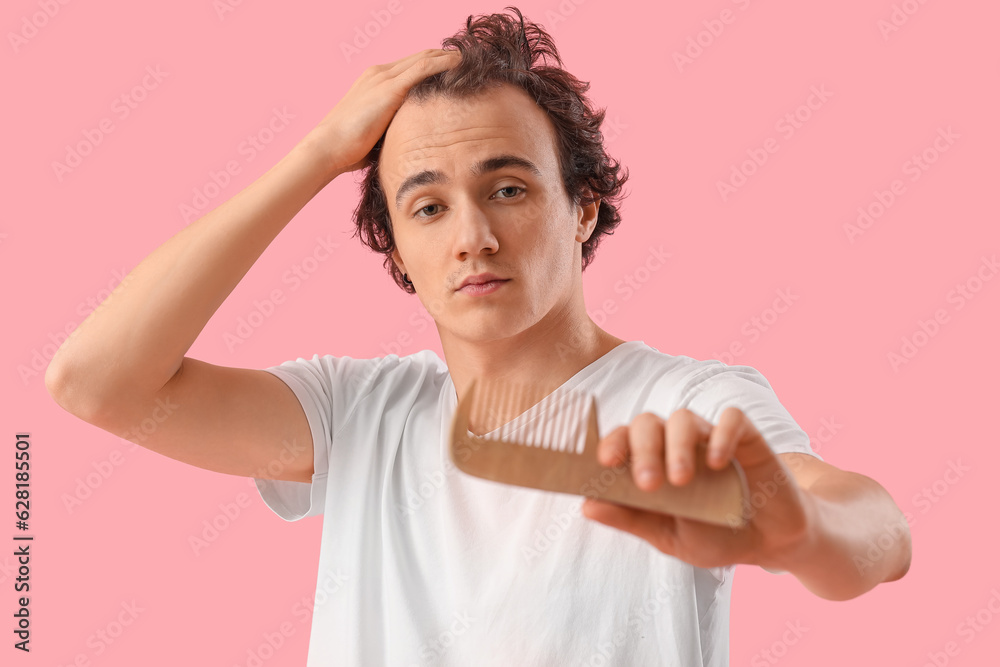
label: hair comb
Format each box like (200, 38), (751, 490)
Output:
(448, 378), (750, 528)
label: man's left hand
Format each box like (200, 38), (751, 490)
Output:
(581, 407), (813, 571)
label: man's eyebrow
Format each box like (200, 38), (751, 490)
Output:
(394, 154), (542, 210)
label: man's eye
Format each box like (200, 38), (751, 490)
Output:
(494, 186), (525, 199)
(412, 186), (525, 218)
(414, 204), (441, 218)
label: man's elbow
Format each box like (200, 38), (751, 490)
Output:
(45, 358), (114, 425)
(885, 524), (912, 583)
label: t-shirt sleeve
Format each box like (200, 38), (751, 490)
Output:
(674, 362), (822, 461)
(252, 353), (387, 521)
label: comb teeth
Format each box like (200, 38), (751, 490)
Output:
(449, 376), (751, 529)
(468, 378), (592, 454)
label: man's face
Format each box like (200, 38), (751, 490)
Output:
(380, 83), (598, 344)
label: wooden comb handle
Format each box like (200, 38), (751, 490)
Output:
(580, 439), (751, 529)
(449, 381), (751, 529)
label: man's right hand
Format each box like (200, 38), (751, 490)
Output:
(305, 48), (462, 178)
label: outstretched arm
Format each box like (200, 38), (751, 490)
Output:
(581, 407), (912, 601)
(765, 452), (911, 600)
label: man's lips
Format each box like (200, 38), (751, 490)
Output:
(458, 279), (510, 294)
(458, 273), (508, 289)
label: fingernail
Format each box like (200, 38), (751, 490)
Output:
(638, 469), (657, 486)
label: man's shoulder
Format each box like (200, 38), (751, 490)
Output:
(266, 348), (448, 397)
(277, 347), (447, 370)
(610, 341), (783, 407)
(613, 340), (717, 381)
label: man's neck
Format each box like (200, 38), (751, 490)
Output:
(441, 318), (625, 434)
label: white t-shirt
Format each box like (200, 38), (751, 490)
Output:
(253, 340), (822, 666)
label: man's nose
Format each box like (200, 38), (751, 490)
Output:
(453, 201), (499, 257)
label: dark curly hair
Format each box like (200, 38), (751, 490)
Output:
(351, 5), (629, 294)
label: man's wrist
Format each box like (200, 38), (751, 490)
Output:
(758, 488), (824, 575)
(293, 132), (346, 186)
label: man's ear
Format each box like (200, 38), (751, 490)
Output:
(391, 248), (405, 277)
(575, 189), (601, 244)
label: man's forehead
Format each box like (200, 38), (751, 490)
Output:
(379, 85), (558, 190)
(388, 86), (544, 148)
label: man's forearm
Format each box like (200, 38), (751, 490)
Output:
(766, 471), (912, 601)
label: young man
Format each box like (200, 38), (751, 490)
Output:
(46, 8), (910, 666)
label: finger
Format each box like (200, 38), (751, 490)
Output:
(392, 51), (464, 91)
(628, 413), (666, 491)
(710, 406), (774, 469)
(665, 408), (713, 486)
(706, 406), (744, 470)
(581, 498), (677, 555)
(596, 425), (630, 467)
(383, 48), (461, 77)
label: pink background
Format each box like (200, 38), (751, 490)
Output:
(4, 0), (999, 665)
